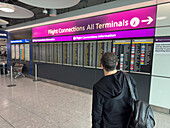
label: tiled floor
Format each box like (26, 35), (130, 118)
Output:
(0, 75), (169, 128)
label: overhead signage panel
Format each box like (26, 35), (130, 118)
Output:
(11, 39), (30, 44)
(32, 36), (72, 42)
(73, 28), (155, 41)
(0, 31), (8, 38)
(32, 6), (157, 38)
(154, 37), (170, 54)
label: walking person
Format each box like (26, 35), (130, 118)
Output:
(92, 52), (138, 128)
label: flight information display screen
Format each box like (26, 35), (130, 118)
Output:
(54, 43), (62, 64)
(130, 39), (153, 73)
(11, 45), (15, 59)
(25, 44), (30, 61)
(16, 44), (20, 60)
(46, 43), (54, 63)
(39, 43), (46, 62)
(32, 44), (39, 61)
(84, 41), (96, 67)
(63, 42), (72, 65)
(20, 44), (25, 60)
(97, 40), (112, 68)
(113, 40), (131, 71)
(73, 42), (83, 66)
(30, 38), (154, 74)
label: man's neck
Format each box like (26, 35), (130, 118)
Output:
(104, 69), (117, 76)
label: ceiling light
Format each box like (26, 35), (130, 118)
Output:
(157, 16), (167, 20)
(0, 3), (15, 13)
(0, 7), (14, 12)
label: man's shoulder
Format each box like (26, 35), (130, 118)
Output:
(93, 76), (106, 89)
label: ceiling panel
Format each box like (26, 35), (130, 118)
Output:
(18, 0), (81, 9)
(0, 0), (116, 27)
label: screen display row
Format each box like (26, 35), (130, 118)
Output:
(32, 39), (153, 74)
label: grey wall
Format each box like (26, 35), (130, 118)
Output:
(33, 62), (103, 89)
(33, 62), (151, 102)
(150, 3), (170, 109)
(9, 28), (32, 40)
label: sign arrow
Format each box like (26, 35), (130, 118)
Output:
(142, 16), (153, 24)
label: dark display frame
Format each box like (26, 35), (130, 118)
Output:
(32, 43), (39, 62)
(11, 44), (16, 60)
(11, 43), (30, 62)
(96, 40), (113, 68)
(73, 42), (84, 67)
(84, 41), (97, 68)
(54, 42), (63, 64)
(19, 44), (25, 61)
(46, 43), (54, 63)
(24, 44), (30, 61)
(113, 39), (131, 72)
(63, 42), (73, 65)
(130, 39), (154, 74)
(32, 37), (154, 75)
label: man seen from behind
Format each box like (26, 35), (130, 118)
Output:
(92, 52), (138, 128)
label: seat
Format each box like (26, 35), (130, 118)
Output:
(13, 63), (25, 78)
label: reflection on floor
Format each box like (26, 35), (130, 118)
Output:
(0, 75), (169, 128)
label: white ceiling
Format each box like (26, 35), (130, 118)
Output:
(18, 0), (81, 9)
(0, 2), (34, 18)
(6, 0), (157, 32)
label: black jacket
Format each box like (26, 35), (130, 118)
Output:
(92, 71), (138, 128)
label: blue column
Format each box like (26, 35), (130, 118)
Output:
(2, 31), (10, 68)
(30, 40), (32, 75)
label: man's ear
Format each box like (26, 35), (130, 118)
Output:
(116, 62), (118, 66)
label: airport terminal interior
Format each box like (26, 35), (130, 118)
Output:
(0, 0), (170, 127)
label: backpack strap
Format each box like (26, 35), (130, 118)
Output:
(124, 72), (137, 101)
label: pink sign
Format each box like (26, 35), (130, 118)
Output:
(33, 6), (157, 38)
(73, 28), (155, 41)
(32, 36), (72, 42)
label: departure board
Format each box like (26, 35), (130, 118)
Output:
(73, 42), (83, 66)
(63, 42), (72, 65)
(16, 44), (20, 60)
(113, 40), (131, 71)
(54, 43), (62, 64)
(20, 44), (25, 60)
(130, 39), (153, 74)
(39, 43), (46, 62)
(32, 44), (39, 61)
(84, 41), (96, 67)
(97, 40), (112, 68)
(11, 45), (15, 59)
(46, 43), (53, 63)
(25, 44), (30, 61)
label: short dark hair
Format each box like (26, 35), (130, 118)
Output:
(101, 52), (117, 72)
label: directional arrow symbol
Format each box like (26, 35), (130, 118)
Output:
(142, 16), (153, 24)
